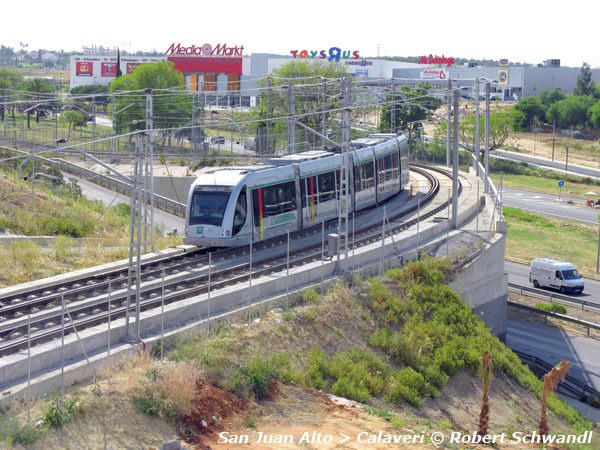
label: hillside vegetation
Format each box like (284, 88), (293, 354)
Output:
(3, 259), (596, 449)
(0, 163), (181, 287)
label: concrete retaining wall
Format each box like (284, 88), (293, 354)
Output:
(450, 234), (508, 342)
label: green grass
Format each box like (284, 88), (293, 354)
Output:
(503, 207), (599, 279)
(491, 173), (600, 199)
(489, 158), (600, 198)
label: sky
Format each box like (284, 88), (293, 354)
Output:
(3, 0), (599, 69)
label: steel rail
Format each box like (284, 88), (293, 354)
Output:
(0, 166), (454, 356)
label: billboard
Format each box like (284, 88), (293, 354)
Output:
(167, 56), (243, 75)
(497, 69), (509, 84)
(354, 69), (368, 78)
(76, 61), (93, 76)
(101, 62), (117, 77)
(421, 69), (448, 80)
(126, 62), (141, 74)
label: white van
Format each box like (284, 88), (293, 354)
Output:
(529, 258), (584, 294)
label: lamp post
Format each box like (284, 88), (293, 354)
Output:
(545, 122), (556, 161)
(597, 213), (600, 274)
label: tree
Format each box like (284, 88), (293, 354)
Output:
(574, 63), (595, 96)
(253, 60), (349, 151)
(514, 97), (546, 130)
(109, 61), (190, 145)
(539, 88), (566, 107)
(477, 351), (492, 438)
(539, 359), (570, 437)
(589, 101), (600, 130)
(547, 95), (595, 129)
(453, 108), (524, 152)
(0, 69), (23, 124)
(380, 82), (442, 134)
(62, 110), (85, 139)
(23, 78), (55, 127)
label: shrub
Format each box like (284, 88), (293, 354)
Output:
(327, 348), (387, 401)
(385, 367), (427, 407)
(43, 394), (78, 428)
(331, 377), (372, 403)
(0, 415), (41, 445)
(304, 347), (330, 389)
(536, 302), (567, 315)
(301, 287), (320, 304)
(233, 353), (293, 400)
(133, 391), (177, 421)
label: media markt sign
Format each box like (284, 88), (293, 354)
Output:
(165, 43), (245, 56)
(421, 69), (448, 80)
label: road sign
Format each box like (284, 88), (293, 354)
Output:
(558, 180), (565, 187)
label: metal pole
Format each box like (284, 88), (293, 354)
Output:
(31, 160), (34, 211)
(287, 84), (295, 155)
(391, 78), (395, 133)
(267, 77), (271, 152)
(379, 205), (386, 278)
(248, 234), (253, 321)
(27, 315), (31, 423)
(92, 98), (96, 151)
(352, 212), (355, 285)
(476, 180), (480, 236)
(416, 197), (421, 256)
(321, 220), (325, 295)
(160, 269), (165, 363)
(484, 82), (490, 191)
(111, 93), (116, 153)
(565, 140), (569, 172)
(146, 91), (155, 252)
(191, 93), (197, 155)
(447, 189), (450, 258)
(446, 79), (452, 167)
(452, 90), (459, 229)
(107, 280), (111, 356)
(61, 294), (65, 416)
(207, 252), (211, 331)
(322, 78), (327, 149)
(286, 229), (290, 309)
(596, 219), (600, 274)
(475, 77), (480, 175)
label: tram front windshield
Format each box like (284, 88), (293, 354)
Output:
(189, 186), (233, 226)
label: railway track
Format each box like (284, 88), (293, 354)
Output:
(0, 165), (456, 357)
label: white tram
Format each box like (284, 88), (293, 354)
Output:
(183, 134), (409, 247)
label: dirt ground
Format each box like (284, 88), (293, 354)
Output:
(194, 373), (572, 450)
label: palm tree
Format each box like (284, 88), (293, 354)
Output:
(24, 78), (55, 128)
(477, 351), (493, 437)
(539, 359), (570, 437)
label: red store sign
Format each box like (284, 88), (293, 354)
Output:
(167, 57), (242, 75)
(419, 55), (455, 67)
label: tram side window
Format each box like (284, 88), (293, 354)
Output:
(384, 155), (393, 180)
(252, 181), (297, 225)
(354, 165), (361, 192)
(301, 178), (307, 208)
(360, 161), (375, 189)
(318, 171), (336, 202)
(232, 189), (247, 236)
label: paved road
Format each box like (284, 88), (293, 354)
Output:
(505, 261), (600, 305)
(492, 149), (600, 180)
(63, 173), (185, 234)
(502, 187), (599, 224)
(507, 316), (600, 392)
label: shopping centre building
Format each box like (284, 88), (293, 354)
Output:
(70, 44), (600, 106)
